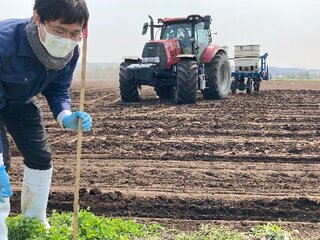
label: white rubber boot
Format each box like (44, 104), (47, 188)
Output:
(0, 198), (10, 240)
(21, 166), (52, 228)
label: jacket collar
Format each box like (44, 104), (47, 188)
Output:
(17, 22), (36, 58)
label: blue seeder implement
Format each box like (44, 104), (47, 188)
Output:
(231, 53), (270, 94)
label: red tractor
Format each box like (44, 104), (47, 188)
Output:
(119, 14), (232, 104)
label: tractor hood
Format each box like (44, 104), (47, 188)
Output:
(142, 39), (181, 69)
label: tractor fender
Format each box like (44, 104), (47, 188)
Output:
(177, 54), (197, 60)
(201, 44), (227, 63)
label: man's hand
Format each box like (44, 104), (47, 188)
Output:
(0, 166), (13, 203)
(62, 111), (92, 131)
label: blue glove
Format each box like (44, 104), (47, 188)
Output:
(63, 111), (92, 131)
(0, 166), (13, 203)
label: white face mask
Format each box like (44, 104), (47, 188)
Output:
(38, 24), (78, 58)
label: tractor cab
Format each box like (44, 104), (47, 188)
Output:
(143, 15), (212, 58)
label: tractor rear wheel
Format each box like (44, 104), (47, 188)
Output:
(203, 52), (231, 99)
(119, 62), (140, 102)
(155, 86), (175, 100)
(175, 60), (198, 104)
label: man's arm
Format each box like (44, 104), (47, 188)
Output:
(42, 48), (79, 121)
(42, 47), (92, 131)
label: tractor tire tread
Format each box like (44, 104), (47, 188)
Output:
(119, 62), (140, 102)
(175, 60), (198, 104)
(203, 52), (231, 99)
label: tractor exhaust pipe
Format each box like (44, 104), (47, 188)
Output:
(148, 15), (155, 40)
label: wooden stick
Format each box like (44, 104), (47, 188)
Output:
(73, 34), (88, 240)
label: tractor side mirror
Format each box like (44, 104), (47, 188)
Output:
(142, 22), (148, 35)
(204, 15), (211, 30)
(204, 22), (210, 30)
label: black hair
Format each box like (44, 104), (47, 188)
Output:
(34, 0), (89, 29)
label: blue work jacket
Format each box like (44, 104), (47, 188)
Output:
(0, 18), (79, 119)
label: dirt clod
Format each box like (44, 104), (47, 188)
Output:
(89, 188), (102, 196)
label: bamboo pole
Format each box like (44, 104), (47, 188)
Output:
(73, 31), (88, 240)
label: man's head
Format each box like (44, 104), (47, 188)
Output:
(33, 0), (88, 43)
(32, 0), (89, 58)
(33, 0), (89, 29)
(177, 29), (186, 40)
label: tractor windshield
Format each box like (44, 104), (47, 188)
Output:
(161, 23), (191, 40)
(161, 23), (192, 53)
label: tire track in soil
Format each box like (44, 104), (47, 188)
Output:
(8, 86), (320, 237)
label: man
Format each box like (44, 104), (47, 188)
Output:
(0, 0), (92, 239)
(177, 28), (192, 54)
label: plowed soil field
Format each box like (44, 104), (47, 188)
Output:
(9, 80), (320, 238)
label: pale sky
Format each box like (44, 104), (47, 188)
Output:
(1, 0), (320, 68)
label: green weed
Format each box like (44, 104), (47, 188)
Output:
(7, 210), (160, 240)
(6, 212), (308, 240)
(174, 224), (246, 240)
(7, 215), (48, 240)
(249, 222), (295, 240)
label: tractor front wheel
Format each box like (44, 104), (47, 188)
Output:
(175, 60), (198, 104)
(203, 52), (232, 99)
(119, 62), (140, 103)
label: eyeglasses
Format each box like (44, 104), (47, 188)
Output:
(45, 21), (83, 42)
